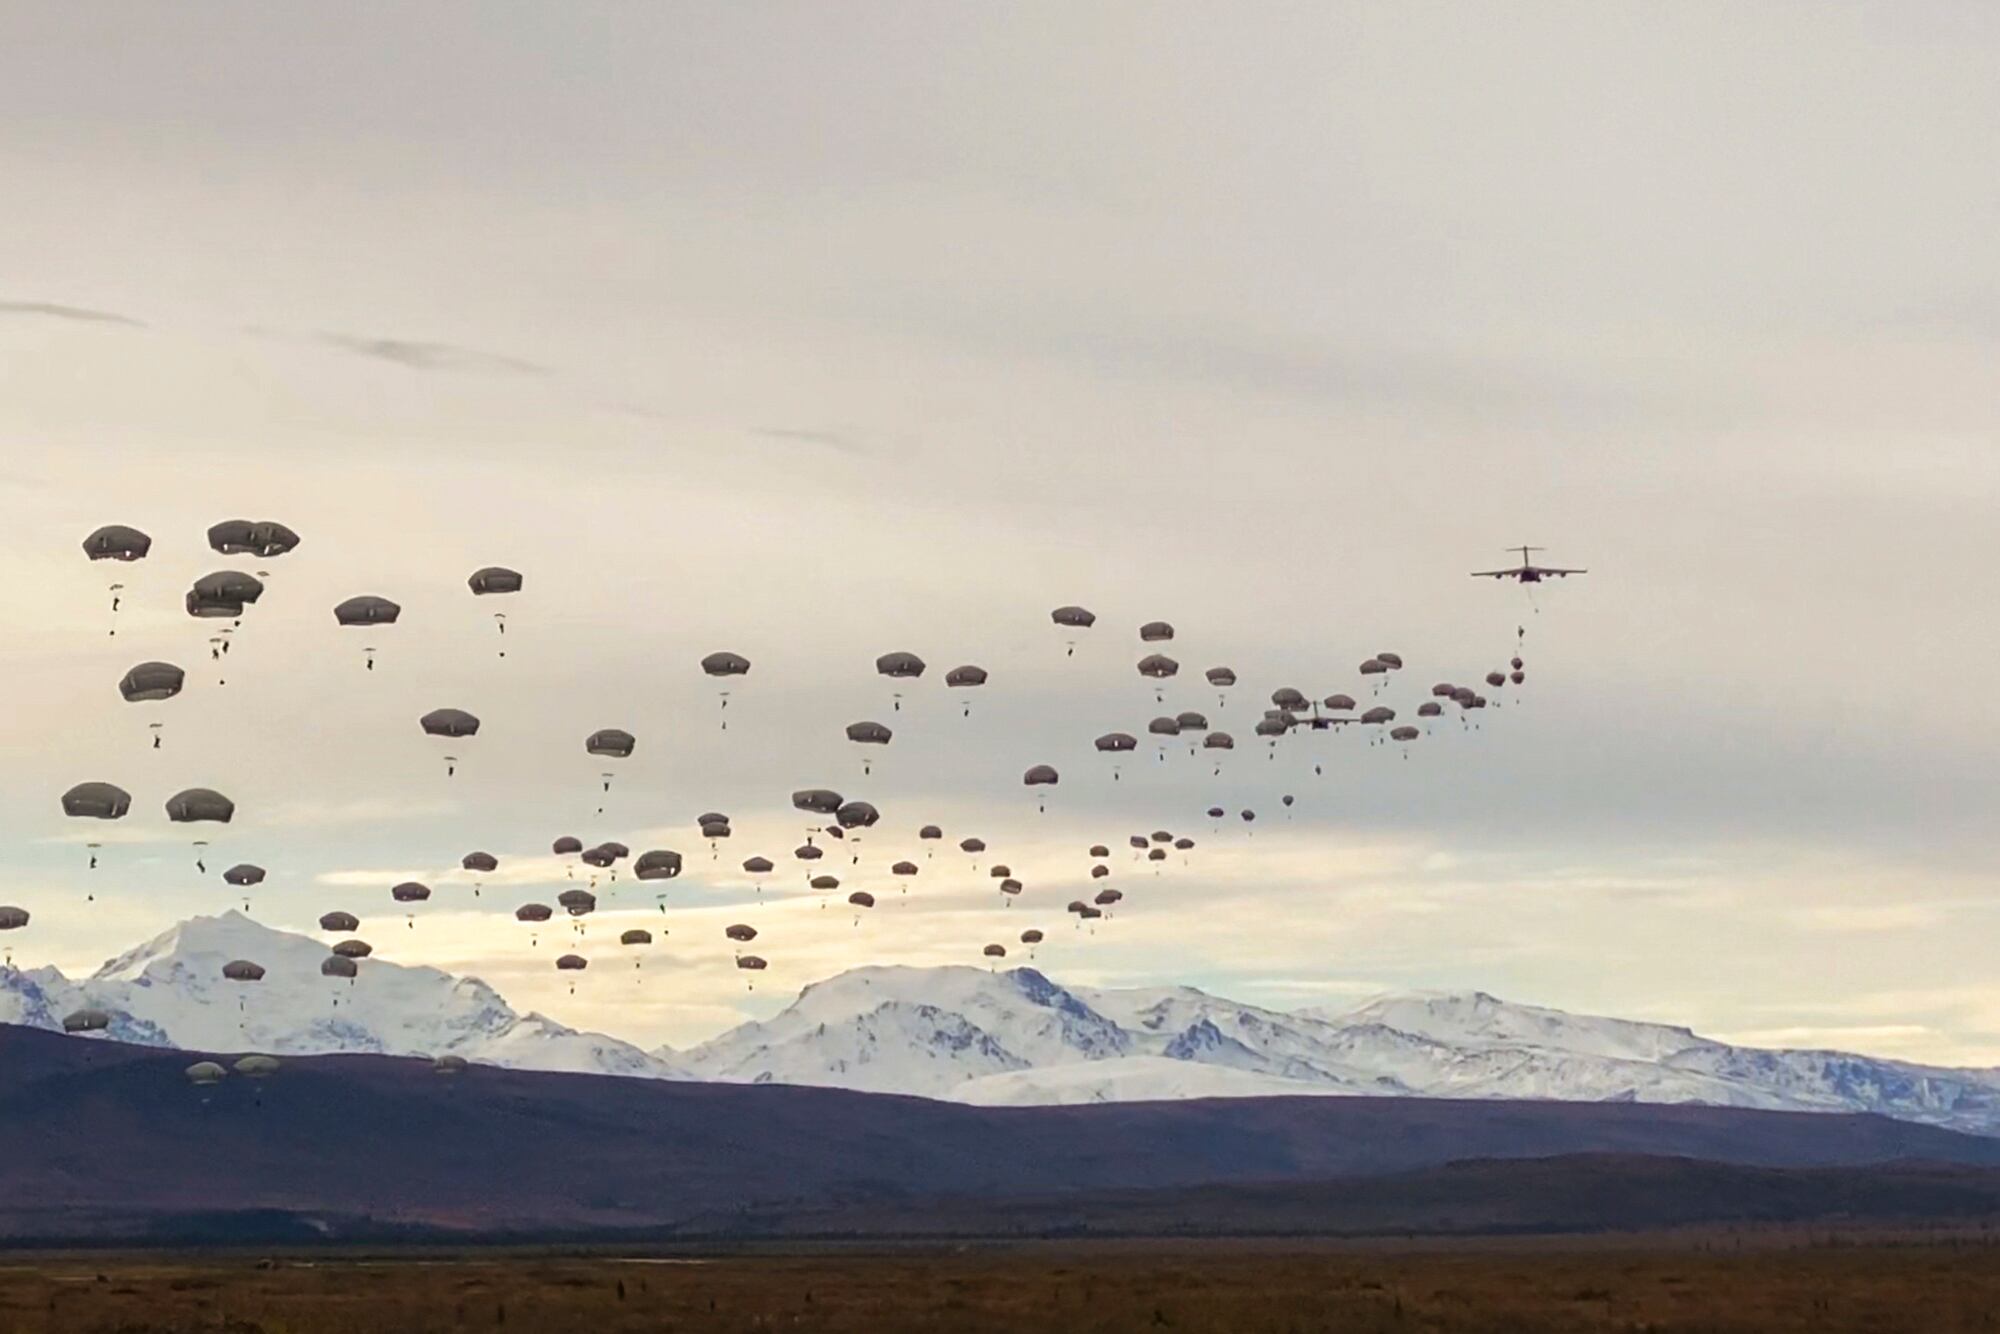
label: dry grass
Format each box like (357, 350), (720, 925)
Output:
(4, 1235), (2000, 1332)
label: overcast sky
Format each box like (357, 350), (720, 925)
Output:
(2, 2), (1996, 1061)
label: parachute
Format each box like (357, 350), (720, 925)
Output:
(1323, 694), (1357, 712)
(63, 1008), (111, 1034)
(83, 525), (151, 561)
(635, 849), (684, 881)
(945, 664), (988, 715)
(391, 881), (431, 902)
(1271, 687), (1307, 711)
(725, 923), (758, 943)
(332, 940), (373, 958)
(1019, 929), (1044, 944)
(1022, 764), (1059, 812)
(846, 720), (893, 774)
(119, 661), (184, 703)
(164, 788), (232, 869)
(321, 955), (358, 979)
(234, 1054), (281, 1078)
(318, 911), (360, 933)
(585, 728), (635, 758)
(847, 891), (875, 909)
(999, 878), (1022, 896)
(1136, 653), (1179, 679)
(467, 566), (524, 596)
(742, 855), (774, 874)
(983, 943), (1007, 958)
(221, 960), (266, 982)
(0, 906), (28, 931)
(185, 1061), (227, 1086)
(433, 1055), (469, 1075)
(1138, 621), (1175, 643)
(334, 595), (400, 626)
(810, 874), (841, 891)
(792, 789), (844, 816)
(208, 520), (299, 559)
(874, 651), (926, 679)
(1095, 888), (1122, 906)
(736, 954), (768, 971)
(555, 953), (587, 972)
(958, 837), (986, 854)
(515, 903), (554, 923)
(552, 835), (583, 856)
(1204, 667), (1236, 704)
(1050, 606), (1096, 655)
(420, 708), (481, 738)
(701, 651), (750, 726)
(1376, 652), (1404, 669)
(63, 781), (131, 820)
(620, 929), (653, 946)
(1090, 864), (1110, 879)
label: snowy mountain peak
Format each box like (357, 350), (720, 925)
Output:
(10, 923), (2000, 1134)
(1312, 989), (1712, 1064)
(9, 913), (679, 1079)
(91, 909), (301, 982)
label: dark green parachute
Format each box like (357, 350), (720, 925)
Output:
(635, 849), (684, 880)
(467, 567), (524, 595)
(63, 782), (131, 819)
(165, 788), (233, 823)
(119, 661), (184, 702)
(420, 708), (480, 738)
(584, 728), (635, 758)
(82, 525), (151, 561)
(334, 595), (401, 626)
(701, 651), (751, 676)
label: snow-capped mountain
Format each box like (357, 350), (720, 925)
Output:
(8, 915), (2000, 1135)
(677, 968), (2000, 1134)
(0, 911), (680, 1079)
(678, 964), (1131, 1097)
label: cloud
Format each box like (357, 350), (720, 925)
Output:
(312, 331), (548, 376)
(0, 300), (145, 327)
(751, 426), (871, 456)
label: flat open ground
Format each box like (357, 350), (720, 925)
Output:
(4, 1234), (2000, 1332)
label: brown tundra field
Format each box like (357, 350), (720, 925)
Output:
(6, 1233), (2000, 1334)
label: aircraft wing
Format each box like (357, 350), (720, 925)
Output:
(1542, 567), (1587, 576)
(1468, 568), (1521, 578)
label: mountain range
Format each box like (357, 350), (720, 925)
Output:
(7, 1022), (2000, 1243)
(6, 911), (1998, 1135)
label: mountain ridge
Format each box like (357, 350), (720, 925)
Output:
(6, 913), (1998, 1133)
